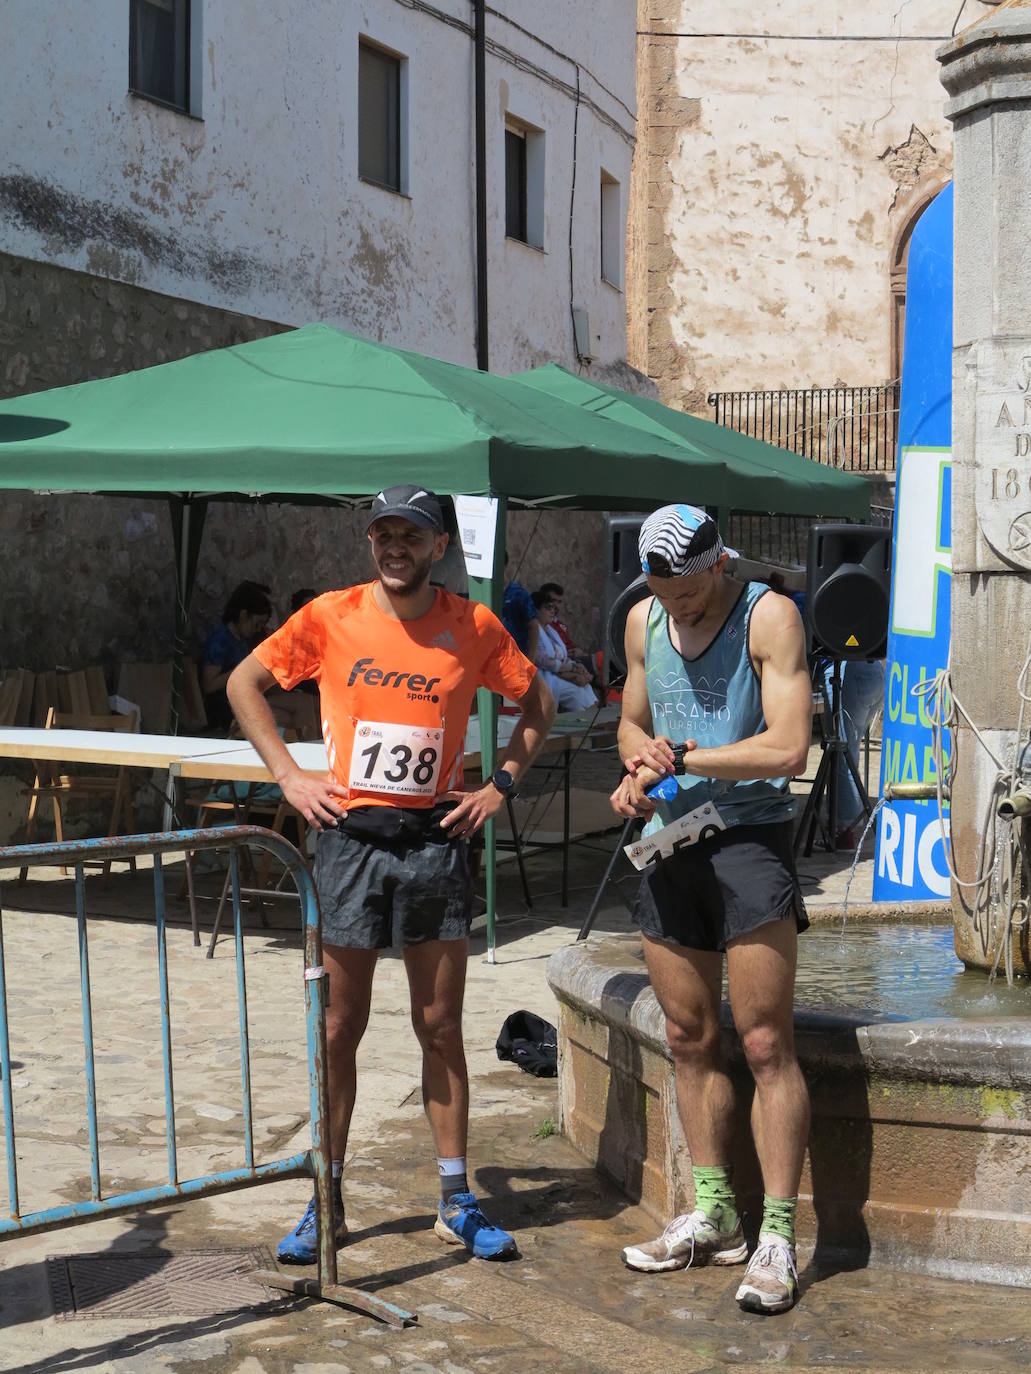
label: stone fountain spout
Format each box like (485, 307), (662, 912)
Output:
(998, 787), (1031, 820)
(882, 779), (948, 803)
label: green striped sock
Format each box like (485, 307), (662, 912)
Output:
(692, 1165), (738, 1233)
(761, 1194), (798, 1246)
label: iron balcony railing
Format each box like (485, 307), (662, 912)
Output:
(708, 382), (900, 473)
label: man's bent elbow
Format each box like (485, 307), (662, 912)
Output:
(531, 675), (557, 728)
(227, 655), (267, 709)
(782, 740), (811, 778)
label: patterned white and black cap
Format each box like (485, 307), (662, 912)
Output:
(367, 484), (445, 533)
(638, 503), (738, 578)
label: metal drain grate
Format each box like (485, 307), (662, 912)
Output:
(46, 1247), (280, 1320)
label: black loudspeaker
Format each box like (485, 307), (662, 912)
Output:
(606, 573), (650, 679)
(601, 516), (644, 683)
(805, 522), (891, 660)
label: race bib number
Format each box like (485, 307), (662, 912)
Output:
(623, 802), (726, 871)
(348, 719), (444, 798)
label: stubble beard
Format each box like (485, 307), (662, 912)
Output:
(376, 550), (435, 599)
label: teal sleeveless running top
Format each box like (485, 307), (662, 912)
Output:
(642, 580), (794, 835)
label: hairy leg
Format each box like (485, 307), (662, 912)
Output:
(726, 918), (810, 1199)
(404, 938), (470, 1159)
(321, 943), (379, 1161)
(641, 935), (734, 1165)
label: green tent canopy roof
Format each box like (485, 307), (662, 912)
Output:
(0, 323), (737, 512)
(510, 362), (871, 521)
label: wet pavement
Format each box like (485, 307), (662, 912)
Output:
(2, 743), (1027, 1371)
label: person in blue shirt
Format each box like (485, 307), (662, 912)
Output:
(501, 553), (538, 655)
(200, 581), (272, 732)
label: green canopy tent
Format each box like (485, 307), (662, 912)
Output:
(510, 362), (871, 522)
(0, 324), (870, 953)
(0, 323), (740, 955)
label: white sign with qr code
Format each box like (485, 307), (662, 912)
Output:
(623, 802), (727, 870)
(453, 495), (499, 577)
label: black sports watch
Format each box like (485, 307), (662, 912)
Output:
(490, 767), (518, 800)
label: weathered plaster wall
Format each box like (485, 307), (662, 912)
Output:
(0, 1), (639, 689)
(1, 0), (634, 373)
(629, 1), (966, 412)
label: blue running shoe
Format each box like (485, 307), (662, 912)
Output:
(276, 1194), (349, 1265)
(434, 1190), (517, 1260)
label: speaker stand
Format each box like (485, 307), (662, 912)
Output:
(794, 659), (873, 857)
(577, 814), (641, 940)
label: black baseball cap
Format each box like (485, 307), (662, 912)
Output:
(366, 484), (445, 533)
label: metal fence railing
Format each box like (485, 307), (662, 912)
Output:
(708, 382), (900, 473)
(726, 504), (894, 569)
(0, 826), (415, 1328)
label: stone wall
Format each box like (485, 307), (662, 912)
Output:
(628, 1), (961, 413)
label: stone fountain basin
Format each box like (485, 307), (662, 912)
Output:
(546, 930), (1031, 1287)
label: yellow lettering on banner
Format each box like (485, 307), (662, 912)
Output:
(899, 664), (918, 726)
(888, 662), (903, 722)
(902, 743), (919, 783)
(916, 676), (933, 729)
(884, 738), (901, 785)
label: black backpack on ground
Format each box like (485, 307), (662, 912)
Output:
(495, 1010), (558, 1078)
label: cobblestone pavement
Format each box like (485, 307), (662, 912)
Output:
(0, 735), (1010, 1374)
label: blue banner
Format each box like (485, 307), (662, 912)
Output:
(874, 183), (953, 901)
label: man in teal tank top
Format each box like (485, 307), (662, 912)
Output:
(611, 504), (813, 1314)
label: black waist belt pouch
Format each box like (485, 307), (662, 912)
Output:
(338, 801), (460, 845)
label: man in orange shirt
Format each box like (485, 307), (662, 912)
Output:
(228, 484), (555, 1265)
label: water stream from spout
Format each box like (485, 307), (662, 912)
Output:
(840, 795), (887, 932)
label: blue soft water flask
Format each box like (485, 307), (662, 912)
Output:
(645, 774), (679, 803)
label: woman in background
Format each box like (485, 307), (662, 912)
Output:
(531, 589), (597, 712)
(201, 581), (272, 733)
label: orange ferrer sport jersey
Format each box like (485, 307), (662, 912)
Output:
(253, 584), (537, 812)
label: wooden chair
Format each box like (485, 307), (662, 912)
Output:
(18, 706), (141, 881)
(115, 659), (209, 736)
(0, 669), (35, 726)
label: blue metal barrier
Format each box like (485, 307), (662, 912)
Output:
(0, 827), (416, 1328)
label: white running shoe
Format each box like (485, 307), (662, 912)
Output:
(621, 1208), (747, 1273)
(735, 1233), (799, 1313)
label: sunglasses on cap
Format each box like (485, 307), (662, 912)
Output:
(644, 553), (676, 579)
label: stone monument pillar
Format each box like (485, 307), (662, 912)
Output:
(939, 2), (1031, 973)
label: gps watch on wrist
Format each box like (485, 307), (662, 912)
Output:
(490, 767), (518, 799)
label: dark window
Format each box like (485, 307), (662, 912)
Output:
(359, 42), (402, 192)
(129, 0), (190, 112)
(601, 173), (620, 285)
(505, 129), (527, 242)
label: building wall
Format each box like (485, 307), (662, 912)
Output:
(0, 0), (634, 372)
(628, 0), (966, 413)
(0, 1), (636, 686)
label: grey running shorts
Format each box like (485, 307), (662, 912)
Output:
(632, 820), (809, 952)
(313, 824), (473, 951)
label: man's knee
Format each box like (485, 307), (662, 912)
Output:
(665, 1012), (722, 1066)
(412, 1006), (464, 1059)
(739, 1022), (794, 1079)
(325, 1005), (369, 1058)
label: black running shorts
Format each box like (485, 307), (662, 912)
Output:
(632, 820), (809, 952)
(314, 823), (473, 950)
